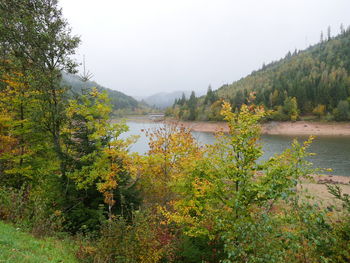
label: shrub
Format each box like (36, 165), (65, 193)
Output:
(333, 100), (349, 121)
(92, 210), (176, 263)
(0, 182), (65, 236)
(313, 104), (326, 118)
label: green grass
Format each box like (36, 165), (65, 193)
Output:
(0, 221), (78, 263)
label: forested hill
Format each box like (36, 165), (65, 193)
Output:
(171, 28), (350, 121)
(62, 72), (139, 111)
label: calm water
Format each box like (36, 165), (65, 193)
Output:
(121, 121), (350, 177)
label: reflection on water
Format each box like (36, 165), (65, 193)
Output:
(121, 121), (350, 177)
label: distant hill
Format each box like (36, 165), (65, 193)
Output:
(142, 91), (192, 109)
(62, 73), (139, 111)
(141, 91), (192, 109)
(172, 28), (350, 121)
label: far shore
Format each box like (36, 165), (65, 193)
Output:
(121, 116), (350, 136)
(177, 120), (350, 136)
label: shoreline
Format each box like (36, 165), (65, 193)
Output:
(122, 116), (350, 136)
(176, 120), (350, 136)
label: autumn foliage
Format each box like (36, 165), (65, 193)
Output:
(1, 1), (350, 262)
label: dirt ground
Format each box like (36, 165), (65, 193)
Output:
(177, 120), (350, 136)
(299, 175), (350, 208)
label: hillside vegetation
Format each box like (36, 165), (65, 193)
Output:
(171, 28), (350, 121)
(62, 73), (148, 115)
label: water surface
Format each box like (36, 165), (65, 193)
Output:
(121, 121), (350, 177)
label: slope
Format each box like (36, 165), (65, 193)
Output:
(173, 28), (350, 121)
(218, 29), (350, 117)
(62, 72), (139, 111)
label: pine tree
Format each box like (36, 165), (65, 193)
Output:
(204, 85), (217, 105)
(188, 91), (197, 121)
(179, 93), (186, 106)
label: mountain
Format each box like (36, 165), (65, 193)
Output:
(171, 28), (350, 121)
(61, 73), (139, 111)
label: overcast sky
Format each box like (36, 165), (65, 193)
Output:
(59, 0), (350, 97)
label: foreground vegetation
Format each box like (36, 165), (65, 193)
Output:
(1, 1), (350, 262)
(0, 221), (77, 263)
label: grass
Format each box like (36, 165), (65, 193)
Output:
(0, 221), (78, 263)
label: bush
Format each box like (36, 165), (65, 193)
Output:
(0, 182), (65, 236)
(313, 104), (326, 118)
(333, 100), (349, 121)
(270, 106), (289, 121)
(175, 234), (225, 263)
(91, 210), (176, 263)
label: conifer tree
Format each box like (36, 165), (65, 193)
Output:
(188, 91), (197, 121)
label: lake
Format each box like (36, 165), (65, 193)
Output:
(121, 121), (350, 177)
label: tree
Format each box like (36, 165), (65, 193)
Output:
(269, 90), (279, 107)
(333, 100), (349, 121)
(166, 102), (315, 262)
(0, 0), (80, 180)
(283, 96), (299, 121)
(187, 91), (197, 121)
(0, 0), (96, 232)
(312, 104), (326, 118)
(139, 123), (202, 207)
(66, 88), (140, 221)
(209, 99), (224, 121)
(0, 69), (46, 186)
(204, 85), (217, 105)
(179, 93), (186, 106)
(234, 90), (245, 108)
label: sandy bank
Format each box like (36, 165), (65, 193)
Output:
(263, 121), (350, 136)
(300, 174), (350, 207)
(177, 120), (350, 136)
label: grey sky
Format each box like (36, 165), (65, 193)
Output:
(59, 0), (350, 97)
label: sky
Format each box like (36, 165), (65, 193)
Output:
(59, 0), (350, 98)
